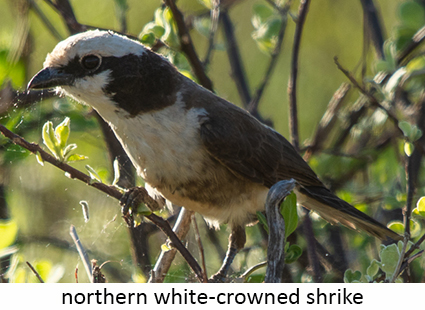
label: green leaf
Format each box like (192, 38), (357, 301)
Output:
(284, 244), (302, 264)
(413, 196), (425, 218)
(66, 154), (88, 162)
(54, 117), (70, 150)
(404, 141), (414, 157)
(406, 56), (425, 74)
(161, 243), (172, 252)
(379, 243), (400, 280)
(252, 3), (274, 29)
(256, 211), (269, 234)
(137, 203), (153, 216)
(344, 269), (362, 283)
(0, 219), (18, 249)
(139, 32), (156, 46)
(85, 165), (102, 183)
(399, 1), (425, 29)
(35, 151), (44, 166)
(141, 22), (165, 39)
(366, 259), (380, 279)
(399, 121), (422, 142)
(252, 17), (285, 54)
(162, 7), (180, 48)
(31, 260), (52, 283)
(383, 41), (397, 71)
(63, 143), (77, 158)
(389, 219), (421, 238)
(399, 121), (412, 137)
(42, 121), (59, 158)
(280, 191), (298, 239)
(388, 221), (405, 235)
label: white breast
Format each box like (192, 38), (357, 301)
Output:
(109, 99), (210, 187)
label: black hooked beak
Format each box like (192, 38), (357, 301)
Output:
(27, 67), (74, 90)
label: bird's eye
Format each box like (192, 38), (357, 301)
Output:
(81, 55), (101, 70)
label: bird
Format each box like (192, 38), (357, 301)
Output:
(28, 30), (401, 280)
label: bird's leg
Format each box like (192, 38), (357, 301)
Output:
(210, 225), (246, 282)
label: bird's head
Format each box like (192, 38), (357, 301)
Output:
(28, 30), (180, 116)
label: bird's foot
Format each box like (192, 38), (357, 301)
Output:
(120, 186), (160, 219)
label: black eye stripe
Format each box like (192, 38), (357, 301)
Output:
(81, 55), (101, 70)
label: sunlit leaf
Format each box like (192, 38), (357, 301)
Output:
(379, 243), (400, 280)
(54, 117), (70, 150)
(0, 219), (18, 249)
(404, 141), (414, 156)
(279, 191), (298, 238)
(85, 165), (102, 182)
(388, 221), (404, 235)
(366, 259), (380, 279)
(413, 196), (425, 218)
(42, 121), (59, 158)
(252, 3), (274, 29)
(344, 269), (362, 283)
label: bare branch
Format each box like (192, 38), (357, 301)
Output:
(264, 179), (295, 283)
(191, 213), (208, 282)
(288, 0), (311, 151)
(164, 0), (213, 91)
(248, 2), (290, 119)
(70, 225), (93, 283)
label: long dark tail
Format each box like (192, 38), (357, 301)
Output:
(296, 186), (402, 242)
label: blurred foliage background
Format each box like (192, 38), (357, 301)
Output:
(1, 0), (425, 283)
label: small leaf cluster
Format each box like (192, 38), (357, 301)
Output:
(344, 194), (425, 283)
(139, 7), (179, 48)
(41, 117), (87, 164)
(388, 195), (425, 238)
(251, 3), (286, 55)
(344, 241), (411, 283)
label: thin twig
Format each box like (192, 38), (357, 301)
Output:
(69, 225), (93, 283)
(148, 208), (194, 283)
(248, 2), (291, 117)
(304, 82), (351, 160)
(26, 261), (45, 283)
(203, 0), (220, 67)
(43, 0), (86, 34)
(334, 57), (404, 135)
(302, 208), (322, 283)
(221, 10), (252, 109)
(288, 0), (310, 151)
(240, 261), (267, 281)
(191, 214), (208, 282)
(164, 0), (213, 91)
(360, 0), (385, 59)
(29, 0), (64, 41)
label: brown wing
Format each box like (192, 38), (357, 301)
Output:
(199, 101), (323, 188)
